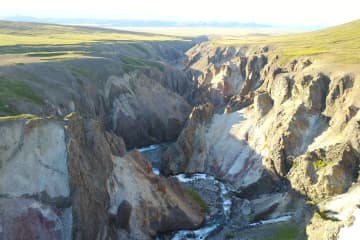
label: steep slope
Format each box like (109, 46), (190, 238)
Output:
(0, 114), (204, 240)
(162, 20), (360, 239)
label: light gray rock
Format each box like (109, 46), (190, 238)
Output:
(254, 92), (273, 116)
(0, 118), (69, 198)
(288, 143), (359, 201)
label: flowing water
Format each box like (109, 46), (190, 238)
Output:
(171, 174), (233, 240)
(138, 144), (293, 240)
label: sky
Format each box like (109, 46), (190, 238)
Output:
(0, 0), (359, 27)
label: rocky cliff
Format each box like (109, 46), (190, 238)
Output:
(162, 43), (360, 239)
(0, 114), (204, 240)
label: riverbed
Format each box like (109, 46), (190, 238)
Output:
(138, 144), (295, 240)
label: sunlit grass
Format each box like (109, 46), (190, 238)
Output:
(0, 113), (41, 122)
(0, 21), (186, 64)
(120, 55), (165, 72)
(0, 33), (182, 46)
(185, 189), (210, 214)
(214, 19), (360, 64)
(0, 21), (182, 47)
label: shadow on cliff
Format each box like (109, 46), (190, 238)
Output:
(209, 137), (320, 239)
(222, 134), (333, 239)
(160, 109), (323, 239)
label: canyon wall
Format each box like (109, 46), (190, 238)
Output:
(162, 43), (360, 238)
(0, 114), (204, 239)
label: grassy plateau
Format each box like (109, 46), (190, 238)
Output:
(214, 19), (360, 65)
(0, 20), (185, 64)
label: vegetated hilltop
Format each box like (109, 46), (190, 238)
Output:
(214, 19), (360, 65)
(162, 19), (360, 239)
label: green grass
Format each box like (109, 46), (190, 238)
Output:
(0, 101), (18, 115)
(271, 223), (299, 240)
(128, 43), (151, 55)
(24, 51), (88, 61)
(120, 55), (165, 73)
(313, 159), (327, 170)
(0, 21), (182, 47)
(64, 112), (77, 121)
(0, 76), (44, 114)
(0, 113), (40, 122)
(214, 19), (360, 65)
(26, 52), (72, 57)
(185, 189), (210, 214)
(0, 20), (187, 64)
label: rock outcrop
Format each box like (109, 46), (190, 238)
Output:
(0, 114), (204, 240)
(104, 72), (191, 149)
(161, 103), (215, 175)
(184, 43), (268, 108)
(161, 43), (360, 239)
(0, 116), (71, 240)
(108, 151), (204, 239)
(288, 143), (359, 201)
(254, 91), (273, 117)
(66, 114), (204, 239)
(306, 184), (360, 240)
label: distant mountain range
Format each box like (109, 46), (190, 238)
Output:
(1, 16), (275, 28)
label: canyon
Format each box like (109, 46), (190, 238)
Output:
(0, 20), (359, 240)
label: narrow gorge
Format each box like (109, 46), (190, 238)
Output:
(0, 20), (359, 240)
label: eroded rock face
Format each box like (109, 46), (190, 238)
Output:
(0, 199), (72, 240)
(0, 117), (71, 240)
(254, 91), (273, 116)
(162, 102), (281, 194)
(108, 151), (204, 239)
(162, 43), (360, 205)
(185, 44), (268, 108)
(65, 115), (118, 239)
(105, 72), (191, 149)
(0, 118), (69, 198)
(0, 114), (204, 240)
(288, 143), (359, 201)
(161, 98), (330, 194)
(1, 34), (360, 240)
(306, 184), (360, 240)
(161, 103), (215, 175)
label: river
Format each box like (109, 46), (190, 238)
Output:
(138, 144), (293, 240)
